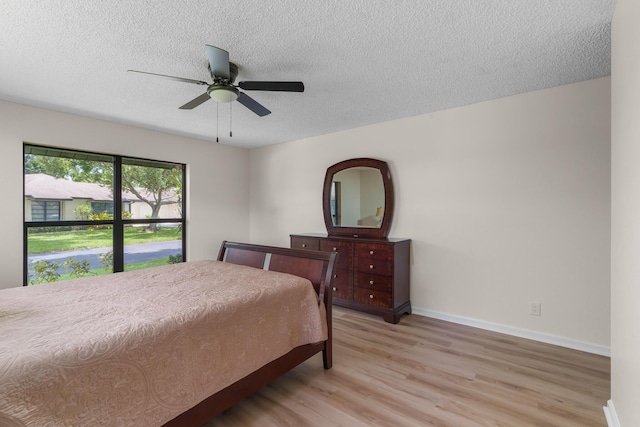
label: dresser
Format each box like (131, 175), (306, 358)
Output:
(291, 233), (411, 324)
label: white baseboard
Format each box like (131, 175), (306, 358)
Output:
(412, 307), (611, 357)
(603, 400), (621, 427)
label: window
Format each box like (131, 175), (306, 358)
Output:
(91, 202), (113, 215)
(90, 202), (131, 215)
(23, 144), (186, 285)
(31, 201), (61, 221)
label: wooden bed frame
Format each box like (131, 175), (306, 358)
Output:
(162, 241), (337, 427)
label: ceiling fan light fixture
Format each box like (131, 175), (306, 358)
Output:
(129, 45), (302, 116)
(208, 86), (239, 103)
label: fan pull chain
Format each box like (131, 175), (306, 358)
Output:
(216, 102), (219, 143)
(229, 102), (233, 138)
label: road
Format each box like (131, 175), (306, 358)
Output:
(28, 240), (182, 274)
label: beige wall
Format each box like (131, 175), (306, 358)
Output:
(0, 100), (251, 289)
(611, 0), (640, 424)
(250, 78), (611, 352)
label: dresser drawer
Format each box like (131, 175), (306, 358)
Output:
(320, 240), (353, 270)
(355, 244), (393, 276)
(356, 243), (393, 263)
(355, 272), (392, 292)
(292, 234), (410, 323)
(330, 268), (353, 300)
(291, 236), (320, 251)
(354, 288), (392, 308)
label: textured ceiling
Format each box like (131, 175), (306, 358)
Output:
(0, 0), (616, 149)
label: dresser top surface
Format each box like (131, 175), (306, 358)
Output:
(291, 233), (410, 244)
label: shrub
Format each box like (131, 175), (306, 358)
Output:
(30, 260), (60, 285)
(100, 250), (113, 272)
(63, 257), (92, 278)
(168, 253), (183, 264)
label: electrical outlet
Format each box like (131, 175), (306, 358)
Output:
(530, 302), (541, 316)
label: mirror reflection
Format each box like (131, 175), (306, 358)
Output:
(330, 167), (385, 228)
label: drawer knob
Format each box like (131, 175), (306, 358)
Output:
(369, 280), (374, 285)
(333, 247), (337, 251)
(369, 264), (374, 269)
(370, 250), (374, 255)
(333, 287), (337, 291)
(333, 274), (337, 278)
(302, 243), (307, 248)
(369, 294), (374, 299)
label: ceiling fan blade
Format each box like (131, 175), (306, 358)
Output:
(127, 70), (208, 85)
(205, 45), (230, 79)
(236, 92), (271, 116)
(238, 81), (305, 92)
(179, 93), (211, 110)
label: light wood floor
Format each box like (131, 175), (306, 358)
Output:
(203, 307), (610, 427)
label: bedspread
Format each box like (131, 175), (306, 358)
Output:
(0, 260), (327, 427)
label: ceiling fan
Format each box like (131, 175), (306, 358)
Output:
(128, 45), (304, 117)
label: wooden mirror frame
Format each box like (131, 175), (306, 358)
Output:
(322, 158), (394, 238)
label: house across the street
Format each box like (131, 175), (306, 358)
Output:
(24, 173), (179, 221)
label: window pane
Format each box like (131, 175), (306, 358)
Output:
(31, 201), (45, 221)
(27, 225), (114, 285)
(123, 223), (183, 271)
(121, 161), (183, 220)
(45, 201), (61, 221)
(91, 202), (114, 215)
(24, 148), (114, 222)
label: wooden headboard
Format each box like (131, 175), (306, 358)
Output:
(217, 240), (337, 304)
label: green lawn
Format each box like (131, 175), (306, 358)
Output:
(28, 227), (181, 254)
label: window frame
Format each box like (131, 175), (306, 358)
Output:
(23, 144), (187, 285)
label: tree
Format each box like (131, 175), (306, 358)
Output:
(24, 155), (110, 182)
(121, 164), (182, 230)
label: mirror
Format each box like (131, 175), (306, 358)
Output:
(323, 158), (394, 238)
(330, 167), (384, 228)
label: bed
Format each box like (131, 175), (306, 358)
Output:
(0, 241), (337, 427)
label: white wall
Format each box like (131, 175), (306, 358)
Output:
(250, 78), (611, 351)
(610, 0), (640, 424)
(0, 100), (251, 289)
